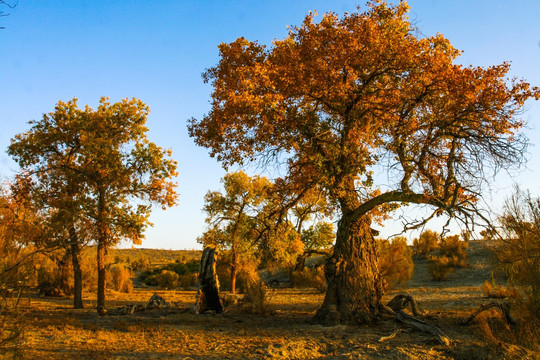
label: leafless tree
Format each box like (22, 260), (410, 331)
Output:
(0, 1), (18, 29)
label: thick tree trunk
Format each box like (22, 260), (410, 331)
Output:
(313, 214), (384, 325)
(69, 226), (84, 309)
(196, 246), (223, 314)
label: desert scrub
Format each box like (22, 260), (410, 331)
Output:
(138, 259), (199, 287)
(481, 278), (515, 299)
(438, 235), (468, 267)
(291, 266), (326, 292)
(130, 255), (151, 271)
(427, 255), (455, 281)
(497, 188), (540, 350)
(421, 233), (468, 281)
(36, 252), (73, 296)
(242, 269), (270, 315)
(179, 273), (198, 290)
(107, 264), (133, 293)
(378, 236), (414, 289)
(412, 230), (439, 258)
(156, 270), (179, 290)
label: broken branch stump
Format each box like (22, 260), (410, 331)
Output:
(195, 246), (223, 314)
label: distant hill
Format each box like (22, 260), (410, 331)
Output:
(109, 248), (202, 266)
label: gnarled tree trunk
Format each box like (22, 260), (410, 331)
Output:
(313, 213), (384, 325)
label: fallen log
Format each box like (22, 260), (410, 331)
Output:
(396, 310), (451, 346)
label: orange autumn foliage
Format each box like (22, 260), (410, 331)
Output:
(189, 1), (539, 324)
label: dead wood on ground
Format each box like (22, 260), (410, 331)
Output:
(383, 294), (451, 346)
(464, 301), (516, 326)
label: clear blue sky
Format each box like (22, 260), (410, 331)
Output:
(1, 1), (539, 249)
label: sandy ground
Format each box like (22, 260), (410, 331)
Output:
(4, 241), (538, 360)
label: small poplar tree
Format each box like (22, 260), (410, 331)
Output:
(9, 97), (178, 313)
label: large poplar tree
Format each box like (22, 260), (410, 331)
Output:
(189, 1), (539, 325)
(9, 97), (178, 313)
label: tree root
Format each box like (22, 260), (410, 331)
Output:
(383, 294), (451, 346)
(378, 328), (407, 342)
(386, 294), (420, 316)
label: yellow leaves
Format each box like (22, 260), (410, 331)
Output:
(9, 97), (179, 250)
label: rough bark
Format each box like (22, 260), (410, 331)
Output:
(313, 214), (384, 325)
(196, 246), (223, 314)
(69, 226), (83, 309)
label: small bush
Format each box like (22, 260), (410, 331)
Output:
(131, 255), (151, 271)
(291, 267), (326, 292)
(242, 269), (269, 315)
(107, 264), (133, 293)
(497, 188), (540, 350)
(155, 270), (179, 290)
(439, 235), (468, 267)
(36, 254), (73, 296)
(427, 255), (454, 281)
(179, 273), (198, 290)
(419, 233), (468, 281)
(481, 279), (514, 299)
(471, 310), (516, 350)
(80, 251), (98, 291)
(165, 260), (200, 276)
(413, 230), (439, 258)
(378, 236), (414, 289)
(138, 259), (200, 287)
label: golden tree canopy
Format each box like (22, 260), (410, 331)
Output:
(189, 1), (539, 223)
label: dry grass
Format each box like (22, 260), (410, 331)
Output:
(481, 280), (516, 299)
(2, 241), (538, 360)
